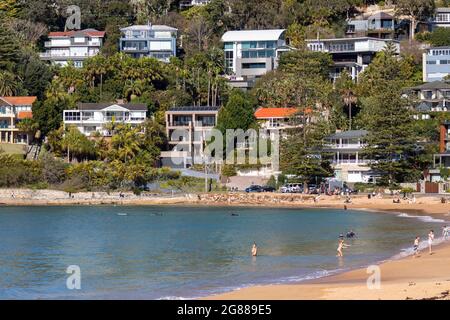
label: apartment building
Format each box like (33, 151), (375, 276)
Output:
(221, 29), (290, 90)
(306, 37), (400, 81)
(40, 29), (105, 68)
(422, 47), (450, 82)
(63, 103), (147, 137)
(323, 130), (375, 183)
(0, 96), (36, 144)
(120, 24), (177, 62)
(160, 106), (220, 169)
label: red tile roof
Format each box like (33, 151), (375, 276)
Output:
(254, 107), (298, 119)
(18, 111), (33, 119)
(48, 29), (105, 38)
(1, 96), (37, 106)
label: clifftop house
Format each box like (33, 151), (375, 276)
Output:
(40, 29), (105, 68)
(119, 24), (177, 62)
(221, 29), (291, 90)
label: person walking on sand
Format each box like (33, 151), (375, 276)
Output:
(428, 230), (435, 254)
(413, 236), (420, 257)
(337, 239), (350, 257)
(252, 243), (258, 257)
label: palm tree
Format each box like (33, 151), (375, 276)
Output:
(335, 70), (357, 130)
(111, 124), (142, 163)
(0, 70), (19, 96)
(124, 79), (144, 102)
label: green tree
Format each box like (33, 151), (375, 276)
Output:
(429, 27), (450, 46)
(395, 0), (435, 41)
(216, 90), (256, 134)
(0, 70), (20, 96)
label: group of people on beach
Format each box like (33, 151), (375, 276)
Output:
(413, 230), (435, 257)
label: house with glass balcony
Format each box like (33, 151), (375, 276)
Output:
(40, 29), (105, 68)
(0, 96), (36, 145)
(63, 103), (147, 137)
(346, 12), (396, 39)
(430, 7), (450, 29)
(161, 106), (220, 168)
(422, 47), (450, 82)
(406, 81), (450, 119)
(221, 29), (290, 90)
(323, 130), (376, 183)
(306, 37), (400, 81)
(119, 24), (177, 62)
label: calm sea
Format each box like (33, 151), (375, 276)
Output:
(0, 206), (446, 299)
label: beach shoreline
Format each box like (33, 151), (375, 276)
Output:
(3, 188), (450, 300)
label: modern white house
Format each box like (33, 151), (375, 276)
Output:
(63, 103), (147, 137)
(221, 29), (290, 90)
(430, 7), (450, 29)
(160, 106), (220, 169)
(40, 29), (105, 68)
(0, 96), (36, 145)
(306, 37), (400, 81)
(346, 12), (396, 39)
(179, 0), (210, 8)
(324, 130), (376, 183)
(120, 24), (177, 62)
(422, 47), (450, 82)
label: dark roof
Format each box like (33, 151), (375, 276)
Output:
(410, 81), (450, 91)
(168, 105), (221, 112)
(368, 12), (394, 20)
(326, 130), (368, 140)
(77, 103), (147, 111)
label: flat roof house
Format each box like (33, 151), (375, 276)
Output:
(40, 29), (105, 68)
(346, 12), (396, 39)
(306, 37), (400, 81)
(120, 24), (177, 62)
(430, 7), (450, 29)
(422, 47), (450, 82)
(221, 29), (290, 90)
(0, 96), (36, 145)
(161, 106), (220, 169)
(63, 103), (147, 137)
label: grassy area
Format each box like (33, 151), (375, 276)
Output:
(0, 143), (26, 155)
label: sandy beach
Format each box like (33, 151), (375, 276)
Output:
(202, 195), (450, 300)
(3, 189), (450, 300)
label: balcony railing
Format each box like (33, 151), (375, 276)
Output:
(40, 52), (98, 58)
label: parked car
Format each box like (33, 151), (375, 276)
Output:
(281, 183), (303, 193)
(307, 184), (319, 194)
(245, 185), (263, 193)
(261, 186), (276, 192)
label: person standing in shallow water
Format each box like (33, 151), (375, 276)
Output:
(252, 243), (258, 256)
(428, 230), (435, 255)
(337, 239), (350, 257)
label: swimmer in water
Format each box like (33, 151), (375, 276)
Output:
(252, 243), (258, 256)
(337, 239), (350, 257)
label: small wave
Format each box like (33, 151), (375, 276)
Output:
(391, 236), (448, 260)
(397, 213), (446, 223)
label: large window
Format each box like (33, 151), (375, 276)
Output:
(225, 50), (234, 73)
(242, 50), (275, 58)
(242, 62), (266, 69)
(65, 111), (80, 121)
